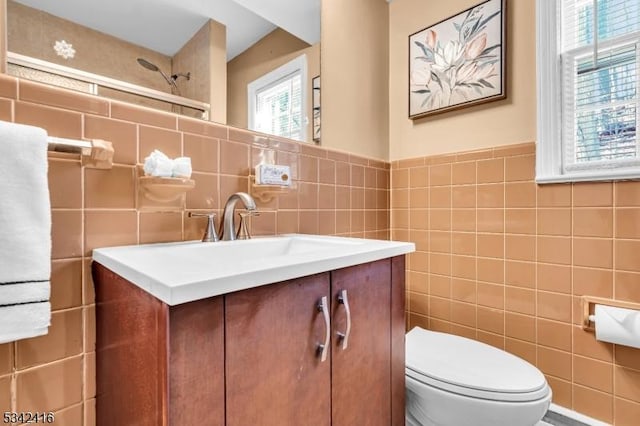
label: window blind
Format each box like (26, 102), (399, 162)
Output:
(254, 71), (302, 141)
(560, 0), (640, 171)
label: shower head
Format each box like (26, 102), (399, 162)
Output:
(137, 58), (160, 72)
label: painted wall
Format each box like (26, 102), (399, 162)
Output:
(172, 19), (227, 123)
(321, 0), (389, 161)
(7, 0), (172, 93)
(227, 28), (319, 142)
(388, 0), (536, 160)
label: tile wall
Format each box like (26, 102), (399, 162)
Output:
(392, 142), (640, 425)
(0, 74), (389, 424)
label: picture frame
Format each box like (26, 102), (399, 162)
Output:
(408, 0), (506, 119)
(312, 75), (321, 143)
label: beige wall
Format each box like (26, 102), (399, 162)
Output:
(388, 0), (536, 160)
(227, 28), (319, 142)
(172, 19), (227, 123)
(321, 0), (389, 160)
(7, 0), (172, 94)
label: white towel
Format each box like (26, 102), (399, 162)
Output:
(0, 120), (51, 343)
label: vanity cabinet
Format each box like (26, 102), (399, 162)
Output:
(94, 256), (406, 426)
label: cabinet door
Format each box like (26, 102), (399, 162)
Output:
(331, 259), (392, 426)
(225, 273), (331, 426)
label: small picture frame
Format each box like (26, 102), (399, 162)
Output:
(312, 75), (321, 143)
(408, 0), (507, 119)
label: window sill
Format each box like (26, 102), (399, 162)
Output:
(536, 169), (640, 184)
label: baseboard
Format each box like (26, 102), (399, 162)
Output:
(543, 403), (611, 426)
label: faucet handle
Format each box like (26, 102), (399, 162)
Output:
(236, 211), (259, 240)
(188, 212), (219, 242)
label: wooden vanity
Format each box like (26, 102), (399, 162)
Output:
(93, 246), (407, 426)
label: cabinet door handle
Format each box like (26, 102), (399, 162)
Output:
(317, 296), (330, 362)
(336, 290), (351, 350)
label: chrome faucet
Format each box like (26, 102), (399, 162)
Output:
(220, 192), (258, 241)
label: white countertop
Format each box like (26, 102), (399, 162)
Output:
(92, 234), (415, 305)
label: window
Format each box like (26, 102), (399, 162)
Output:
(248, 55), (307, 142)
(537, 0), (640, 183)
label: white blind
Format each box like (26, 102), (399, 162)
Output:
(254, 71), (302, 141)
(560, 0), (640, 170)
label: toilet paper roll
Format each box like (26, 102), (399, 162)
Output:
(594, 304), (640, 349)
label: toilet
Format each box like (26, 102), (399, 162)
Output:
(405, 327), (552, 426)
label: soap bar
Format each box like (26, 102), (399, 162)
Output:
(255, 164), (291, 186)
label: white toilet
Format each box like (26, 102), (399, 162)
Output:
(406, 327), (552, 426)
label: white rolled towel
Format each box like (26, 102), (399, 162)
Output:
(143, 150), (174, 177)
(172, 157), (192, 178)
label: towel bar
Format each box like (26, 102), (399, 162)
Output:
(47, 136), (114, 169)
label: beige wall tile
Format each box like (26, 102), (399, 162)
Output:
(451, 162), (476, 185)
(537, 209), (571, 236)
(429, 164), (451, 186)
(50, 259), (83, 311)
(505, 209), (535, 234)
(477, 258), (504, 284)
(537, 318), (571, 352)
(184, 134), (218, 173)
(451, 232), (475, 256)
(111, 102), (176, 129)
(52, 210), (83, 259)
(573, 385), (613, 424)
(139, 212), (182, 244)
(615, 366), (640, 404)
(537, 291), (572, 323)
(615, 398), (640, 426)
(615, 271), (640, 304)
(409, 166), (429, 188)
(574, 208), (613, 238)
(15, 101), (82, 139)
(616, 181), (640, 206)
(16, 308), (83, 369)
(54, 403), (84, 425)
(574, 238), (613, 269)
(505, 235), (535, 261)
(537, 346), (572, 381)
(139, 125), (182, 162)
(48, 159), (82, 209)
(477, 158), (504, 184)
(573, 182), (613, 207)
(616, 240), (640, 272)
(573, 267), (613, 298)
(0, 375), (10, 413)
(16, 356), (83, 412)
(538, 184), (571, 207)
(505, 182), (536, 208)
(505, 338), (536, 365)
(537, 236), (572, 265)
(505, 312), (535, 342)
(477, 184), (504, 208)
(546, 376), (572, 408)
(84, 211), (137, 256)
(477, 209), (504, 233)
(477, 307), (504, 334)
(477, 282), (504, 309)
(0, 344), (12, 376)
(505, 155), (535, 182)
(451, 278), (476, 303)
(85, 166), (136, 209)
(477, 233), (504, 259)
(505, 287), (535, 315)
(430, 186), (451, 208)
(537, 263), (571, 294)
(451, 301), (476, 328)
(84, 115), (138, 165)
(616, 208), (640, 239)
(505, 261), (535, 289)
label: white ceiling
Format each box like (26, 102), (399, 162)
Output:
(12, 0), (321, 60)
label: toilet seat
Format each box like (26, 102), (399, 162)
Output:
(406, 327), (550, 403)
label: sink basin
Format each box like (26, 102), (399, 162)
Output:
(92, 234), (415, 305)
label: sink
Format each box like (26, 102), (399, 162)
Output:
(92, 234), (415, 305)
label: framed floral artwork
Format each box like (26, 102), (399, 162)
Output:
(409, 0), (506, 119)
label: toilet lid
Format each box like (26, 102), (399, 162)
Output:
(406, 327), (549, 402)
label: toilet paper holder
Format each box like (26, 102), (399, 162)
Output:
(582, 296), (640, 331)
